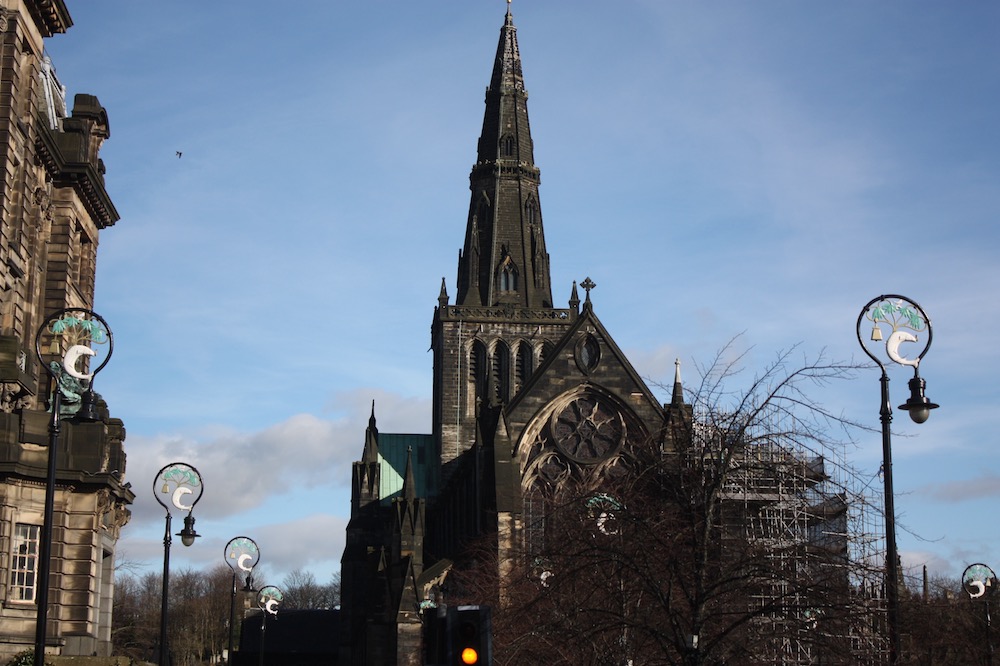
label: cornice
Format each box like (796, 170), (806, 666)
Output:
(35, 120), (120, 228)
(26, 0), (72, 37)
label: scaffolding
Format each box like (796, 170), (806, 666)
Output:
(695, 416), (890, 665)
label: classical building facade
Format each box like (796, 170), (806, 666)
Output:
(339, 8), (686, 664)
(0, 1), (132, 660)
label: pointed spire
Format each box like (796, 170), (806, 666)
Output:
(671, 358), (685, 406)
(438, 277), (449, 308)
(363, 401), (379, 463)
(455, 8), (553, 309)
(402, 446), (416, 501)
(569, 281), (580, 313)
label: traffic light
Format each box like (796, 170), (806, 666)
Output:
(449, 605), (492, 666)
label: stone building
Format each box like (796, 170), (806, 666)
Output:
(0, 1), (132, 660)
(337, 6), (887, 664)
(338, 7), (684, 664)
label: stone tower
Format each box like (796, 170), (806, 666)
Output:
(341, 7), (681, 663)
(432, 5), (577, 470)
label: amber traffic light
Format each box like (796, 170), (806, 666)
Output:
(450, 606), (491, 666)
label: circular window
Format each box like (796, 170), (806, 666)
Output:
(549, 395), (625, 464)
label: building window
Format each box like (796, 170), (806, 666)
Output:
(492, 341), (511, 404)
(525, 197), (537, 226)
(515, 340), (534, 392)
(501, 134), (515, 157)
(498, 256), (518, 292)
(10, 523), (40, 602)
(469, 340), (488, 417)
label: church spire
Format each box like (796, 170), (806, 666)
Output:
(455, 7), (553, 309)
(671, 359), (686, 407)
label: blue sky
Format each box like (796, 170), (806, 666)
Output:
(46, 2), (1000, 589)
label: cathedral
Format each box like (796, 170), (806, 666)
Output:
(339, 7), (688, 664)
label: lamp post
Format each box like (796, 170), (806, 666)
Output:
(963, 563), (997, 666)
(256, 585), (283, 666)
(33, 308), (113, 666)
(225, 536), (260, 664)
(153, 462), (204, 666)
(857, 295), (938, 664)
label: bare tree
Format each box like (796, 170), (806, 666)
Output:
(280, 568), (338, 610)
(112, 570), (161, 662)
(452, 344), (889, 665)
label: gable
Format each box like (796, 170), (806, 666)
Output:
(497, 304), (667, 499)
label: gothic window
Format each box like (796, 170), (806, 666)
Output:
(500, 265), (517, 291)
(523, 488), (547, 557)
(525, 197), (538, 227)
(549, 394), (627, 465)
(468, 340), (488, 417)
(492, 340), (511, 403)
(575, 334), (601, 374)
(540, 341), (553, 365)
(501, 134), (516, 157)
(515, 340), (534, 393)
(10, 523), (40, 602)
(498, 256), (518, 292)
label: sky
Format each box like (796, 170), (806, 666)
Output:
(43, 1), (1000, 591)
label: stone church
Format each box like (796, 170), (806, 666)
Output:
(339, 7), (688, 664)
(0, 1), (132, 660)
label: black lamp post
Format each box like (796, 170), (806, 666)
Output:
(963, 563), (997, 666)
(154, 462), (204, 666)
(857, 295), (938, 664)
(256, 585), (283, 666)
(33, 309), (113, 666)
(225, 536), (260, 664)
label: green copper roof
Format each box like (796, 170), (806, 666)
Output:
(378, 433), (435, 505)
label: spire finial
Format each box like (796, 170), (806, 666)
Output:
(671, 358), (685, 406)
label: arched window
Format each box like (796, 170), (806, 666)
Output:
(492, 340), (511, 403)
(516, 340), (534, 392)
(523, 487), (548, 558)
(501, 134), (516, 157)
(525, 197), (538, 226)
(540, 341), (554, 365)
(498, 258), (518, 292)
(468, 340), (488, 416)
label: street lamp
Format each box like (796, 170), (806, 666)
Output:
(225, 536), (260, 664)
(963, 563), (997, 666)
(256, 585), (283, 666)
(33, 308), (113, 666)
(154, 462), (204, 666)
(857, 295), (938, 664)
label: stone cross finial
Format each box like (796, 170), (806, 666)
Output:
(581, 277), (596, 301)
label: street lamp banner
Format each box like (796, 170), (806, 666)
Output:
(36, 308), (113, 378)
(225, 536), (260, 576)
(34, 308), (113, 416)
(154, 462), (204, 514)
(963, 563), (997, 599)
(858, 295), (932, 369)
(257, 586), (283, 616)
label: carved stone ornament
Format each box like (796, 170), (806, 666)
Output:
(0, 381), (29, 412)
